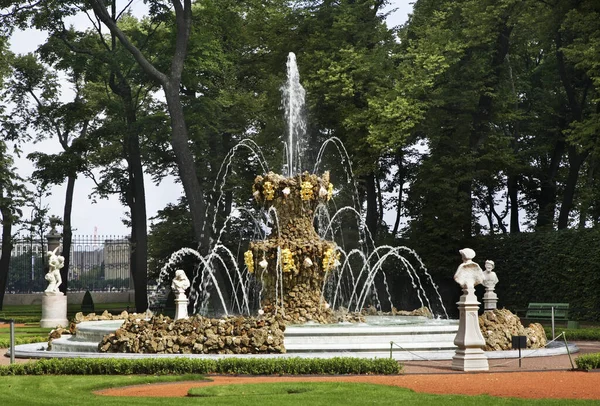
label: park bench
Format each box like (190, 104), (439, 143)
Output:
(525, 302), (569, 321)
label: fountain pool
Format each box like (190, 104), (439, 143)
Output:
(11, 316), (577, 361)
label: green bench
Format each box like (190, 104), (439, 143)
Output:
(526, 303), (569, 321)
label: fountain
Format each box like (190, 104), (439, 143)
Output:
(10, 53), (577, 361)
(155, 52), (448, 323)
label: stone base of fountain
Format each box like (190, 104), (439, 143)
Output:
(14, 315), (579, 361)
(95, 314), (286, 354)
(39, 316), (461, 359)
(261, 285), (336, 324)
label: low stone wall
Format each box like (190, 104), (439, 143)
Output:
(2, 291), (134, 306)
(479, 308), (547, 351)
(98, 314), (286, 354)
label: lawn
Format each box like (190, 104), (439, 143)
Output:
(0, 323), (51, 348)
(0, 376), (597, 405)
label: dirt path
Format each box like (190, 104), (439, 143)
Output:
(5, 341), (600, 399)
(96, 372), (600, 400)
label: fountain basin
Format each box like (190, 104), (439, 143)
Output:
(10, 317), (578, 361)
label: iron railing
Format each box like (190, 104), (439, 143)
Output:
(0, 235), (132, 293)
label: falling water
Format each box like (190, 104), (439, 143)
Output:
(152, 53), (450, 321)
(281, 52), (307, 177)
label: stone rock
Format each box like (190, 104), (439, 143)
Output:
(98, 314), (287, 355)
(479, 309), (547, 351)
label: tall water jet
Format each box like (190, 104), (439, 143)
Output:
(282, 52), (307, 177)
(155, 52), (448, 322)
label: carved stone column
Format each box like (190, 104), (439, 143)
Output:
(174, 294), (189, 320)
(483, 288), (498, 311)
(452, 286), (489, 371)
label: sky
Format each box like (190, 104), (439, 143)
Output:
(8, 1), (414, 238)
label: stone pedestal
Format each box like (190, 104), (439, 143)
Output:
(174, 296), (189, 320)
(40, 294), (69, 328)
(483, 289), (498, 311)
(452, 287), (489, 371)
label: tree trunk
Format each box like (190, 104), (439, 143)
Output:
(466, 18), (513, 239)
(392, 151), (406, 236)
(109, 70), (149, 313)
(90, 0), (231, 313)
(126, 126), (149, 312)
(392, 181), (403, 237)
(364, 172), (378, 239)
(507, 174), (520, 233)
(59, 174), (76, 295)
(0, 207), (13, 311)
(535, 138), (565, 230)
(163, 84), (230, 314)
(163, 83), (209, 248)
(558, 146), (589, 229)
(578, 160), (597, 228)
(555, 29), (590, 230)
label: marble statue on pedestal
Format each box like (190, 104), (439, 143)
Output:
(482, 260), (498, 289)
(44, 247), (65, 296)
(483, 260), (499, 311)
(171, 270), (190, 298)
(452, 248), (488, 371)
(41, 246), (68, 328)
(171, 270), (190, 320)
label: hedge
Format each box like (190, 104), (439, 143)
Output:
(470, 228), (600, 322)
(575, 353), (600, 371)
(543, 328), (600, 341)
(0, 357), (402, 376)
(0, 336), (48, 349)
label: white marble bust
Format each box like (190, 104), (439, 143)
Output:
(482, 260), (499, 289)
(171, 269), (190, 297)
(453, 248), (484, 289)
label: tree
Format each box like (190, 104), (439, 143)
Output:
(290, 0), (401, 239)
(37, 20), (160, 311)
(0, 37), (28, 308)
(0, 141), (27, 309)
(5, 52), (96, 294)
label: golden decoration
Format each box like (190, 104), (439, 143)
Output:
(244, 250), (254, 274)
(322, 248), (341, 273)
(300, 181), (314, 201)
(263, 181), (275, 201)
(281, 248), (297, 273)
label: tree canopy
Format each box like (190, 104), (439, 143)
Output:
(1, 0), (599, 306)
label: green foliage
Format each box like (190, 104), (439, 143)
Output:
(0, 323), (52, 348)
(543, 328), (600, 341)
(472, 228), (600, 321)
(81, 291), (95, 313)
(575, 353), (600, 371)
(0, 357), (401, 376)
(0, 335), (48, 348)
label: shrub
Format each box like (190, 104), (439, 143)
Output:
(0, 357), (402, 376)
(575, 353), (600, 371)
(472, 229), (600, 322)
(0, 336), (48, 349)
(543, 328), (600, 341)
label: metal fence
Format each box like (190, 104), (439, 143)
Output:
(0, 235), (132, 293)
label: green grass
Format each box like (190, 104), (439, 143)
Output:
(0, 323), (51, 348)
(0, 377), (596, 405)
